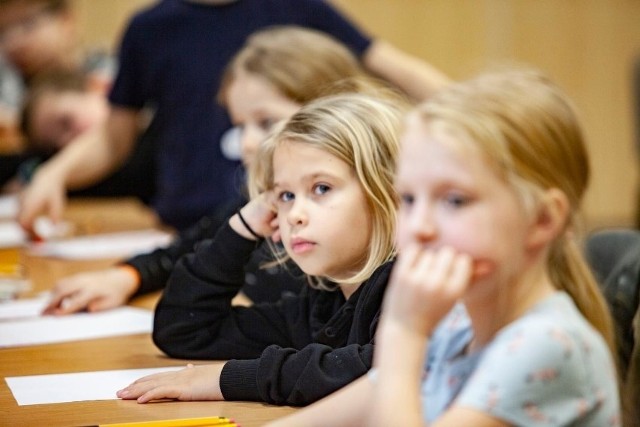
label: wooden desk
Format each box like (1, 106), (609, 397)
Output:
(0, 198), (297, 426)
(0, 333), (297, 426)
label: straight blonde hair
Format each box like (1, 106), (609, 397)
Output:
(250, 93), (408, 288)
(412, 68), (616, 356)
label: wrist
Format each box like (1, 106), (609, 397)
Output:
(116, 265), (141, 297)
(36, 160), (67, 186)
(229, 212), (263, 242)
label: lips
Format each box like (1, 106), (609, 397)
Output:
(290, 237), (316, 254)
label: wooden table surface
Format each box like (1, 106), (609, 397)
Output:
(0, 198), (297, 426)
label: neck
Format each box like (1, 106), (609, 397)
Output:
(339, 282), (362, 300)
(464, 260), (556, 351)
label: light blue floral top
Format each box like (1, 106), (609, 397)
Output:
(422, 292), (621, 426)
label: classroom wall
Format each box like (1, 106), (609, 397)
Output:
(72, 0), (640, 232)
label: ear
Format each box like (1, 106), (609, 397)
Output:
(525, 188), (570, 250)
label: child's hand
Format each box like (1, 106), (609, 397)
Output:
(116, 363), (225, 403)
(42, 267), (139, 315)
(383, 245), (473, 337)
(231, 193), (278, 240)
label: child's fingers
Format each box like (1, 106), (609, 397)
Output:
(449, 254), (473, 296)
(418, 246), (455, 288)
(117, 379), (156, 399)
(41, 293), (66, 314)
(87, 297), (118, 312)
(47, 291), (91, 315)
(391, 243), (423, 281)
(137, 385), (179, 403)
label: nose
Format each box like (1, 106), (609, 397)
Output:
(286, 197), (308, 227)
(409, 201), (437, 243)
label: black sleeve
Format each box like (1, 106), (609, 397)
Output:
(124, 200), (241, 297)
(217, 264), (390, 406)
(152, 222), (309, 360)
(220, 342), (373, 406)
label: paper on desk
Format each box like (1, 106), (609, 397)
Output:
(0, 194), (18, 219)
(0, 306), (153, 347)
(0, 221), (26, 248)
(6, 366), (183, 405)
(0, 294), (48, 320)
(27, 229), (173, 259)
(0, 218), (73, 249)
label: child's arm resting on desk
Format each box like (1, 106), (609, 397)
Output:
(117, 363), (225, 403)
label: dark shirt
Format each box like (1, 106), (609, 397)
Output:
(153, 221), (392, 405)
(125, 197), (303, 303)
(109, 0), (371, 229)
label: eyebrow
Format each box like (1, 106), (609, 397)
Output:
(273, 172), (342, 189)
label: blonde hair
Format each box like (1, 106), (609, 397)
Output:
(412, 68), (616, 354)
(250, 93), (407, 288)
(218, 25), (375, 106)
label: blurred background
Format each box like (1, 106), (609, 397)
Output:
(71, 0), (640, 233)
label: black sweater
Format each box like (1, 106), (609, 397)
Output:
(125, 198), (302, 304)
(152, 222), (393, 406)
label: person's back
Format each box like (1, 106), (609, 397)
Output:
(109, 0), (375, 229)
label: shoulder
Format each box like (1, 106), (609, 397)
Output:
(478, 294), (614, 382)
(457, 293), (620, 425)
(356, 261), (395, 300)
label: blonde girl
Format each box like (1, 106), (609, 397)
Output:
(117, 92), (408, 406)
(269, 69), (620, 426)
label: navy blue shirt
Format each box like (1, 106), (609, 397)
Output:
(109, 0), (371, 229)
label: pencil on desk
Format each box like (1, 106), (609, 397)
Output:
(86, 416), (238, 427)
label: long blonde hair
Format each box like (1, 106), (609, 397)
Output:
(412, 68), (616, 354)
(250, 93), (408, 288)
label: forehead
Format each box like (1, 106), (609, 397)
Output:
(226, 71), (298, 120)
(273, 141), (349, 182)
(397, 117), (498, 186)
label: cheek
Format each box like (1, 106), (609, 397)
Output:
(276, 213), (291, 241)
(394, 225), (412, 250)
(440, 214), (493, 256)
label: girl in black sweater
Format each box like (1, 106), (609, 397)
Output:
(117, 92), (407, 406)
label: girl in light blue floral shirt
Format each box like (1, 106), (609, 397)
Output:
(268, 68), (621, 427)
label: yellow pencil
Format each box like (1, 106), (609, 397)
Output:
(87, 416), (238, 427)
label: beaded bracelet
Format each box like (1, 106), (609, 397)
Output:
(237, 209), (264, 241)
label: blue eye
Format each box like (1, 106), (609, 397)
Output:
(400, 193), (415, 206)
(444, 193), (469, 208)
(259, 118), (276, 132)
(313, 184), (330, 195)
(278, 191), (294, 203)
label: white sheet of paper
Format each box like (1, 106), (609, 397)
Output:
(0, 295), (48, 321)
(0, 218), (73, 249)
(6, 366), (183, 406)
(0, 194), (18, 219)
(27, 229), (172, 259)
(0, 221), (26, 248)
(0, 306), (153, 347)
